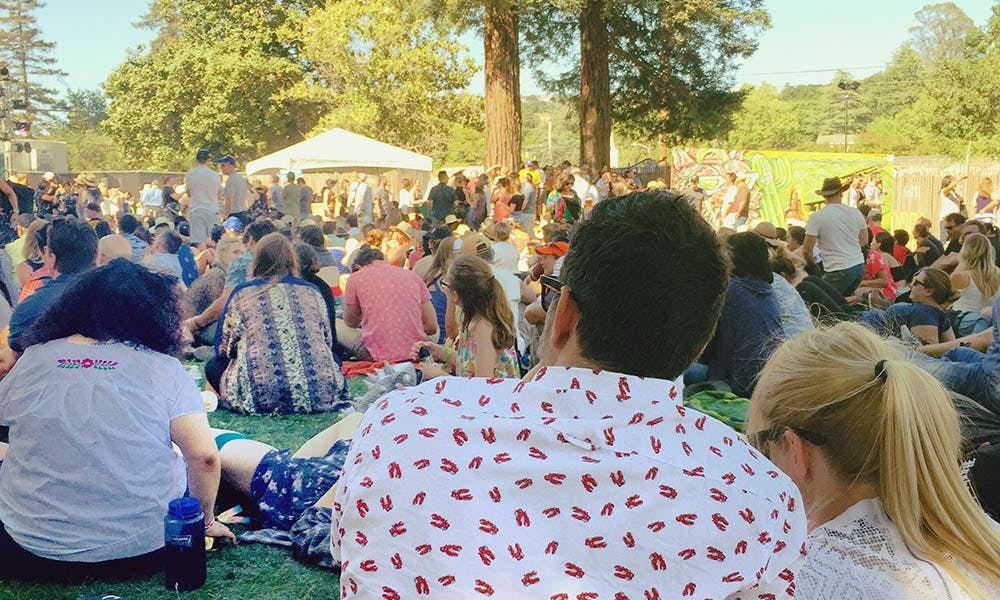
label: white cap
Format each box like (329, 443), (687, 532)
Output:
(43, 171), (55, 181)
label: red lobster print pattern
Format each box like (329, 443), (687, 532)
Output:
(331, 369), (806, 599)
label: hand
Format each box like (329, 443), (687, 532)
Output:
(0, 346), (17, 379)
(206, 520), (236, 543)
(182, 317), (200, 333)
(411, 341), (443, 362)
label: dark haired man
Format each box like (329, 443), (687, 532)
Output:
(428, 170), (454, 222)
(329, 191), (805, 599)
(183, 220), (277, 340)
(144, 230), (184, 281)
(6, 219), (97, 360)
(118, 213), (148, 263)
(942, 212), (967, 255)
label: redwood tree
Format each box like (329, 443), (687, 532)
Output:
(483, 1), (522, 173)
(579, 0), (610, 169)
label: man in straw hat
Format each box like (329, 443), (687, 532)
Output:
(802, 176), (868, 296)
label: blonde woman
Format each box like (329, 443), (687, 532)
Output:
(749, 322), (1000, 599)
(974, 177), (997, 217)
(15, 218), (47, 285)
(951, 233), (1000, 312)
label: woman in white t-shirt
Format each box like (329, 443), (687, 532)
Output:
(748, 323), (1000, 600)
(0, 259), (233, 582)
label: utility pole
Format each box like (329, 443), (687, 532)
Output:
(0, 65), (10, 176)
(837, 80), (860, 153)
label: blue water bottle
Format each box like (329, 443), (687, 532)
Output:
(164, 497), (206, 591)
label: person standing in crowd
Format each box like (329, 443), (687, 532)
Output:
(975, 177), (997, 218)
(863, 171), (885, 208)
(0, 260), (234, 582)
(140, 178), (164, 218)
(683, 174), (706, 216)
(719, 172), (739, 226)
(268, 174), (284, 214)
(940, 175), (967, 235)
(373, 176), (397, 227)
(331, 191), (805, 600)
(748, 322), (1000, 598)
(4, 219), (97, 370)
(846, 173), (866, 208)
(803, 177), (868, 296)
(733, 173), (752, 228)
(207, 233), (349, 415)
(428, 170), (454, 223)
(411, 253), (517, 378)
(340, 246), (438, 361)
(219, 156), (250, 219)
(397, 178), (413, 216)
(352, 173), (373, 224)
(280, 172), (301, 225)
(297, 177), (314, 221)
(321, 178), (339, 218)
(35, 172), (57, 215)
(186, 149), (223, 245)
(72, 174), (102, 218)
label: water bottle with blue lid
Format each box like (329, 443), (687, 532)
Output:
(164, 496), (206, 591)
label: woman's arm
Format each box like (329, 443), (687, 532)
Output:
(471, 320), (501, 378)
(858, 271), (888, 289)
(170, 413), (234, 540)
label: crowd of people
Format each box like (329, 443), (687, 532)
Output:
(0, 151), (997, 599)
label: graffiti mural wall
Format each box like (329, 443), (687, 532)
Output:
(671, 148), (892, 228)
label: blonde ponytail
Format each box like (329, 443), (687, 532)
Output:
(752, 323), (1000, 598)
(878, 359), (1000, 598)
(959, 234), (1000, 303)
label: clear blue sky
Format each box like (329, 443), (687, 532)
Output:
(35, 0), (996, 97)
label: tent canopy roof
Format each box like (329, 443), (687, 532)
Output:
(245, 128), (433, 175)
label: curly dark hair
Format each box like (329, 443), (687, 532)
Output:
(21, 258), (183, 355)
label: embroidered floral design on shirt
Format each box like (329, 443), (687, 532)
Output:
(56, 358), (118, 370)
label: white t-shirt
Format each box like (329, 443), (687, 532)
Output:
(492, 265), (524, 350)
(186, 164), (222, 213)
(939, 191), (961, 222)
(805, 203), (866, 272)
(492, 240), (520, 273)
(0, 338), (204, 561)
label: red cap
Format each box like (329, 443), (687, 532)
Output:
(536, 241), (569, 257)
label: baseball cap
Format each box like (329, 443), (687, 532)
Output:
(459, 232), (492, 258)
(177, 222), (191, 238)
(216, 155), (236, 166)
(42, 171), (55, 181)
(154, 216), (173, 229)
(196, 148), (212, 162)
(535, 241), (569, 257)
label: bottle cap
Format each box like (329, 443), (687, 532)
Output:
(168, 497), (202, 520)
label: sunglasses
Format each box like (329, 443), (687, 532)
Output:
(746, 425), (825, 458)
(540, 275), (564, 312)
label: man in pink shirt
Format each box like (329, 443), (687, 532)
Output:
(341, 247), (438, 361)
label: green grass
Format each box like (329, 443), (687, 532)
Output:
(0, 410), (345, 600)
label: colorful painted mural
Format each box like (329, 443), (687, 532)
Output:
(671, 148), (893, 228)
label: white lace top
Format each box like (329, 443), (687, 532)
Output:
(798, 498), (1000, 600)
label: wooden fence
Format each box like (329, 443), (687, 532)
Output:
(888, 156), (1000, 229)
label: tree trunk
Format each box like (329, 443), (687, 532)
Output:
(579, 0), (610, 170)
(484, 1), (521, 174)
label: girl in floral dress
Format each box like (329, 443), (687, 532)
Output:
(412, 254), (517, 379)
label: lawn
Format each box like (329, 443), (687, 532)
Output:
(0, 410), (346, 600)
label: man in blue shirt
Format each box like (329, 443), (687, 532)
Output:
(6, 219), (97, 360)
(428, 171), (455, 223)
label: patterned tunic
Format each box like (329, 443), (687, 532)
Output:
(330, 367), (805, 599)
(216, 275), (349, 415)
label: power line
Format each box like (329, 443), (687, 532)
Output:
(737, 65), (888, 77)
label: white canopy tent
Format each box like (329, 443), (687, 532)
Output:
(246, 127), (432, 177)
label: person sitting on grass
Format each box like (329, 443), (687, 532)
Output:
(206, 233), (349, 415)
(0, 259), (233, 583)
(410, 253), (518, 379)
(211, 413), (364, 566)
(749, 322), (1000, 598)
(860, 267), (958, 345)
(330, 191), (805, 600)
(183, 236), (244, 346)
